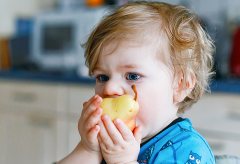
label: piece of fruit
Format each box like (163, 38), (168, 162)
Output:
(86, 0), (104, 7)
(100, 85), (139, 131)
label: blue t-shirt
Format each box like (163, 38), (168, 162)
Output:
(138, 118), (215, 164)
(101, 118), (215, 164)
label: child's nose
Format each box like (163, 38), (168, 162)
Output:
(103, 79), (125, 97)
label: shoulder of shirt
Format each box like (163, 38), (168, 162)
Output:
(156, 118), (214, 158)
(168, 118), (212, 148)
(138, 118), (215, 164)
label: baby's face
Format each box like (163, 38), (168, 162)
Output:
(93, 41), (179, 140)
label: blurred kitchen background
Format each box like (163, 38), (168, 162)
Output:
(0, 0), (240, 163)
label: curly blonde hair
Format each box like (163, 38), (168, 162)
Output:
(83, 1), (214, 113)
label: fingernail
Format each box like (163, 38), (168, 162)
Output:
(96, 107), (101, 114)
(114, 118), (120, 124)
(102, 114), (108, 120)
(96, 97), (101, 103)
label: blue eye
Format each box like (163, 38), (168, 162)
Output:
(127, 73), (140, 81)
(96, 75), (109, 82)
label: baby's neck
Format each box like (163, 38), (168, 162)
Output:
(141, 115), (178, 144)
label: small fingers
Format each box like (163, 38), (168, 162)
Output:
(97, 134), (106, 150)
(84, 107), (102, 131)
(82, 94), (98, 113)
(114, 118), (134, 142)
(81, 95), (102, 121)
(98, 117), (114, 148)
(133, 126), (142, 144)
(83, 101), (87, 107)
(78, 96), (102, 137)
(81, 94), (100, 114)
(87, 124), (100, 143)
(102, 115), (124, 145)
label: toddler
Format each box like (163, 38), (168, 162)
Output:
(58, 1), (215, 164)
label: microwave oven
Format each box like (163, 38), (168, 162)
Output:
(30, 6), (108, 77)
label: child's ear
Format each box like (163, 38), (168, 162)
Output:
(173, 70), (195, 103)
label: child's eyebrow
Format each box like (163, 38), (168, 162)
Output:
(93, 66), (104, 72)
(93, 64), (140, 73)
(117, 64), (140, 71)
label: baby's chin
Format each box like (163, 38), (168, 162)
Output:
(135, 119), (143, 132)
(135, 121), (148, 140)
(135, 119), (145, 132)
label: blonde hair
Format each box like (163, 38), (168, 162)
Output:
(83, 1), (214, 113)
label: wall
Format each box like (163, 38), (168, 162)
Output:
(1, 0), (240, 37)
(0, 0), (56, 37)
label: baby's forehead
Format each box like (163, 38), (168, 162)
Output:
(100, 40), (152, 58)
(102, 35), (169, 58)
(96, 39), (171, 67)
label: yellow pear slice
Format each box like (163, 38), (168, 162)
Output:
(100, 85), (139, 131)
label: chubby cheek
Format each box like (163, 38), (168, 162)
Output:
(95, 84), (104, 97)
(135, 108), (159, 138)
(135, 92), (172, 137)
(135, 97), (156, 131)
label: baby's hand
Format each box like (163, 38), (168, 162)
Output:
(78, 94), (103, 154)
(98, 114), (142, 164)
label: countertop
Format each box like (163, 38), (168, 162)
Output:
(0, 69), (96, 85)
(210, 78), (240, 94)
(0, 70), (240, 93)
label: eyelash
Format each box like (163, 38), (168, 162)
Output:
(95, 73), (141, 82)
(96, 74), (109, 82)
(126, 73), (141, 81)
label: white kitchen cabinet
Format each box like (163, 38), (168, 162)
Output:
(67, 85), (95, 156)
(0, 111), (57, 164)
(0, 80), (61, 114)
(1, 79), (240, 163)
(0, 79), (95, 164)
